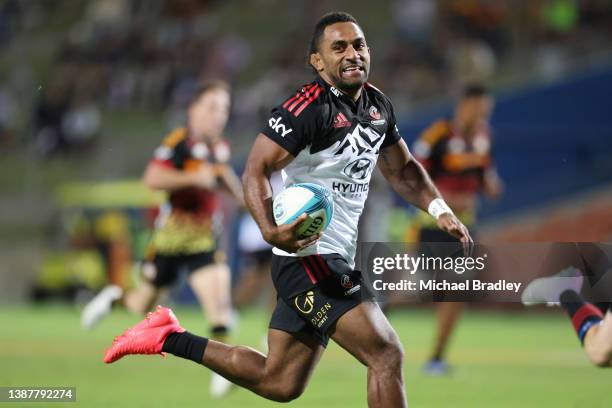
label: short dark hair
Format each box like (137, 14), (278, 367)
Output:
(461, 83), (489, 99)
(307, 12), (360, 71)
(189, 79), (230, 106)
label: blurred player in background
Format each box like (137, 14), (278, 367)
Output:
(412, 84), (503, 374)
(522, 243), (612, 367)
(232, 172), (283, 350)
(82, 80), (244, 397)
(233, 214), (274, 310)
(233, 173), (283, 311)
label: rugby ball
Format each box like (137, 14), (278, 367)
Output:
(273, 183), (334, 238)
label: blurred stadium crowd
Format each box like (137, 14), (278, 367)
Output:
(2, 6), (612, 408)
(1, 0), (611, 303)
(1, 0), (612, 156)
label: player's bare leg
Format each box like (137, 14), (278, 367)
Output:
(233, 267), (263, 307)
(124, 280), (159, 315)
(330, 301), (407, 408)
(233, 261), (273, 309)
(233, 260), (275, 352)
(425, 301), (463, 373)
(188, 262), (234, 397)
(81, 263), (160, 329)
(201, 328), (324, 401)
(104, 307), (324, 403)
(522, 266), (612, 367)
(583, 310), (612, 367)
(188, 262), (233, 330)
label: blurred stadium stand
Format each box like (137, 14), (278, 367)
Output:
(399, 63), (612, 219)
(1, 0), (612, 302)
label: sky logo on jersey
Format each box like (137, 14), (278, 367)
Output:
(333, 112), (351, 128)
(268, 116), (293, 138)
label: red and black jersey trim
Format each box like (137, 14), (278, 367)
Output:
(282, 84), (324, 117)
(299, 255), (332, 284)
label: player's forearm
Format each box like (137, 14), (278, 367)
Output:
(142, 164), (196, 191)
(242, 163), (276, 240)
(218, 165), (245, 206)
(391, 160), (442, 212)
(483, 168), (503, 199)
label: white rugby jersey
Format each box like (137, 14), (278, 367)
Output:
(261, 76), (402, 266)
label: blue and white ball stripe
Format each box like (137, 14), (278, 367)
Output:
(273, 183), (334, 238)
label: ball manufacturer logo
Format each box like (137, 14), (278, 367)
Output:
(268, 116), (293, 138)
(343, 158), (373, 180)
(295, 291), (315, 314)
(299, 216), (323, 238)
(273, 202), (285, 220)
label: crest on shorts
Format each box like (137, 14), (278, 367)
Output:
(294, 290), (315, 314)
(341, 274), (354, 289)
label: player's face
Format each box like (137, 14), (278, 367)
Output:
(188, 88), (231, 140)
(461, 95), (494, 125)
(312, 22), (370, 93)
(472, 96), (494, 122)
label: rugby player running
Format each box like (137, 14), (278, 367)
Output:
(103, 12), (472, 407)
(86, 81), (243, 396)
(522, 243), (612, 367)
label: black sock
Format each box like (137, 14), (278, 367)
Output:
(210, 325), (229, 341)
(162, 332), (208, 364)
(559, 290), (603, 344)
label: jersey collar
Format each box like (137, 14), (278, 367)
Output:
(315, 75), (367, 111)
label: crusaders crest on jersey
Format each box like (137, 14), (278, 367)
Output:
(369, 106), (381, 120)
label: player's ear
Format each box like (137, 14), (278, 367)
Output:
(310, 53), (324, 72)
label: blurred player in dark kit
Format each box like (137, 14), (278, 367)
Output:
(412, 84), (502, 374)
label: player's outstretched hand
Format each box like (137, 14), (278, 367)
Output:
(437, 213), (474, 256)
(264, 213), (322, 253)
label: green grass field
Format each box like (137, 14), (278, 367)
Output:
(1, 305), (610, 407)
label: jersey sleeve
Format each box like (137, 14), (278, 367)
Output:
(212, 140), (231, 164)
(484, 127), (495, 169)
(150, 128), (188, 169)
(412, 120), (448, 169)
(260, 89), (321, 156)
(381, 98), (402, 149)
